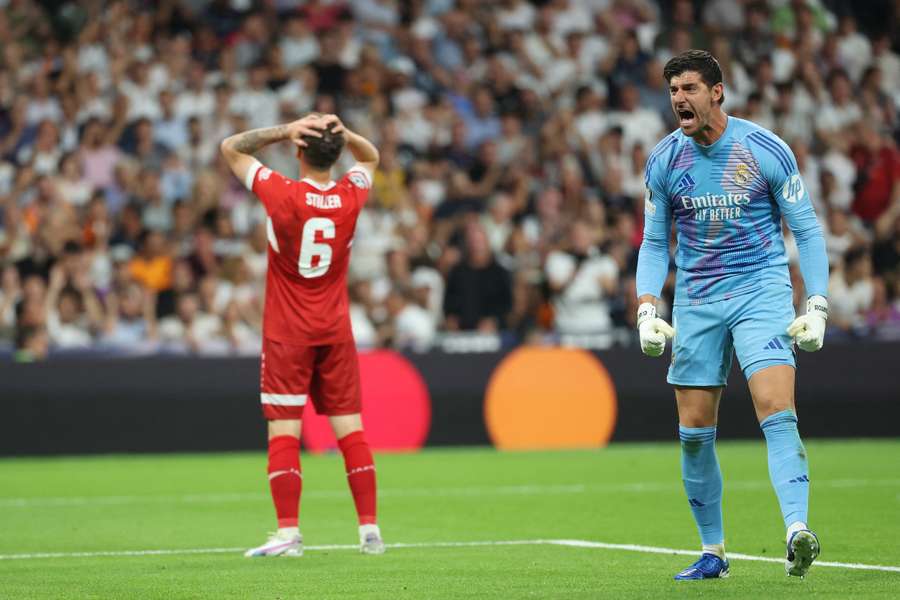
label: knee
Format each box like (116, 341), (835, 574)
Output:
(268, 419), (302, 440)
(755, 395), (795, 423)
(678, 403), (717, 428)
(680, 414), (716, 428)
(330, 413), (363, 440)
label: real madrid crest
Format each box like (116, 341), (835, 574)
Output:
(734, 163), (751, 185)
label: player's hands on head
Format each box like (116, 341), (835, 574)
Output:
(637, 302), (675, 357)
(288, 115), (327, 148)
(787, 295), (827, 352)
(318, 114), (345, 134)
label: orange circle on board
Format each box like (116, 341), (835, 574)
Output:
(485, 347), (617, 450)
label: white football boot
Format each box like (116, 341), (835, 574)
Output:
(244, 530), (303, 557)
(359, 524), (385, 555)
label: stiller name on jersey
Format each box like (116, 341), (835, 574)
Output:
(306, 192), (342, 209)
(679, 191), (750, 222)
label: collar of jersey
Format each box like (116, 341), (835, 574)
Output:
(690, 114), (733, 157)
(302, 177), (336, 190)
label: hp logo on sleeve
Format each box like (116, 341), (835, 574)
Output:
(781, 174), (804, 204)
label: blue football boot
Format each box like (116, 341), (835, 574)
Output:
(674, 552), (730, 580)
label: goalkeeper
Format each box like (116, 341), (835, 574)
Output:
(636, 51), (829, 581)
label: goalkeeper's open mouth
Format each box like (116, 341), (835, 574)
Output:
(677, 108), (696, 128)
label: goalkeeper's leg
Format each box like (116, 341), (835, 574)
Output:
(673, 387), (729, 579)
(749, 365), (818, 576)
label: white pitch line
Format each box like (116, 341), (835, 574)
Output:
(548, 540), (900, 573)
(3, 478), (899, 509)
(1, 539), (899, 573)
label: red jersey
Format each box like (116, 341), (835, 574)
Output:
(247, 161), (372, 344)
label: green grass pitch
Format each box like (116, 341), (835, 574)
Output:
(1, 440), (898, 599)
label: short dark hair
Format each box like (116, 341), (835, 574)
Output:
(301, 120), (345, 170)
(663, 49), (725, 105)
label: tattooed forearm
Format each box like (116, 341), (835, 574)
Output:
(227, 125), (290, 154)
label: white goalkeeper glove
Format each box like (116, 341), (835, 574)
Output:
(637, 302), (675, 357)
(787, 295), (828, 352)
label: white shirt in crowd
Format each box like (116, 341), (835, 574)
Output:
(545, 249), (618, 335)
(815, 101), (862, 134)
(350, 303), (378, 349)
(46, 311), (93, 349)
(608, 108), (665, 153)
(829, 274), (874, 329)
(157, 313), (222, 352)
(394, 303), (436, 352)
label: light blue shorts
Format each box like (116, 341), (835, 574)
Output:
(667, 284), (796, 387)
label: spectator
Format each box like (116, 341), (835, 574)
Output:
(157, 292), (222, 354)
(45, 269), (101, 350)
(154, 90), (189, 152)
(17, 120), (61, 175)
(545, 220), (619, 338)
(101, 281), (157, 351)
(443, 222), (512, 332)
(824, 206), (868, 266)
(850, 122), (900, 224)
(129, 230), (173, 294)
(54, 152), (93, 207)
(816, 69), (862, 148)
(229, 63), (280, 130)
(78, 117), (123, 192)
(864, 277), (900, 340)
(829, 247), (876, 332)
(385, 286), (436, 352)
(13, 324), (48, 362)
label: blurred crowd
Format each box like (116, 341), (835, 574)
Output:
(1, 0), (898, 360)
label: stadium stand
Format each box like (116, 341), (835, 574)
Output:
(0, 0), (897, 359)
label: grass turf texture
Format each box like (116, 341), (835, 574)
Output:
(1, 440), (898, 599)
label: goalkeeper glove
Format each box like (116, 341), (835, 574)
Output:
(786, 295), (828, 352)
(637, 302), (675, 357)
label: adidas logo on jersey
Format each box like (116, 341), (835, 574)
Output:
(678, 173), (696, 191)
(763, 337), (785, 350)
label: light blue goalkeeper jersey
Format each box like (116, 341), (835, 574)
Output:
(636, 116), (828, 306)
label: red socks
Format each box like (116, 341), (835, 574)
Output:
(338, 430), (377, 525)
(268, 435), (302, 528)
(267, 431), (375, 528)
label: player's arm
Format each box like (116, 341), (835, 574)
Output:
(635, 163), (675, 357)
(318, 114), (379, 181)
(219, 115), (326, 188)
(753, 132), (829, 351)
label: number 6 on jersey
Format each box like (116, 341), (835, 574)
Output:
(298, 217), (335, 278)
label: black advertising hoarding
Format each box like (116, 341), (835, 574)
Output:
(0, 342), (897, 456)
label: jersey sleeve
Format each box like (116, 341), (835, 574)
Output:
(636, 144), (673, 300)
(339, 163), (373, 208)
(747, 131), (829, 297)
(243, 159), (295, 215)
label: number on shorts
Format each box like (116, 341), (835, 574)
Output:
(298, 217), (335, 278)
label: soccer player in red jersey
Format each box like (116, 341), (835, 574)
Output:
(220, 113), (383, 557)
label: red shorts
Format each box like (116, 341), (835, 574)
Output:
(260, 337), (361, 420)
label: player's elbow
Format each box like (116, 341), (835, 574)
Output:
(791, 222), (823, 244)
(639, 234), (668, 254)
(368, 147), (381, 168)
(220, 137), (234, 155)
